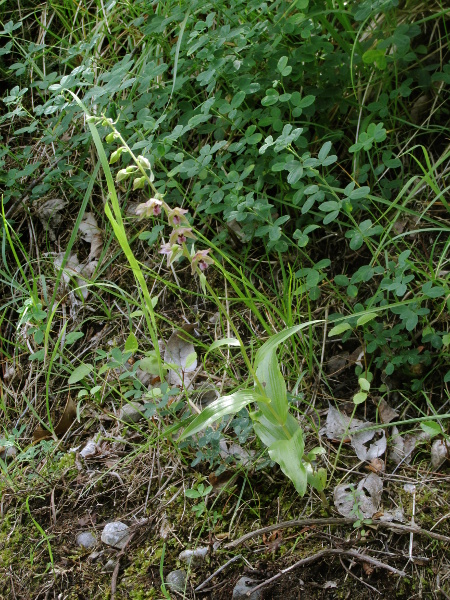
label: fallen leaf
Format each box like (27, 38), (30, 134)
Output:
(37, 198), (68, 241)
(79, 213), (103, 260)
(376, 507), (405, 523)
(164, 326), (198, 387)
(431, 439), (448, 469)
(219, 439), (254, 466)
(33, 396), (77, 442)
(367, 457), (385, 473)
(334, 473), (383, 519)
(378, 399), (399, 424)
(263, 530), (283, 552)
(351, 428), (386, 461)
(324, 406), (386, 462)
(208, 470), (237, 490)
(325, 352), (348, 375)
(389, 426), (428, 465)
(324, 406), (365, 439)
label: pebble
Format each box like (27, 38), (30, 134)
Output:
(166, 569), (187, 593)
(76, 531), (97, 549)
(102, 559), (117, 573)
(178, 546), (208, 566)
(101, 522), (131, 549)
(232, 577), (262, 600)
(120, 402), (144, 423)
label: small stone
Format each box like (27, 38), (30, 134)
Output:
(76, 531), (97, 549)
(101, 522), (131, 549)
(232, 577), (262, 600)
(166, 569), (187, 593)
(102, 559), (117, 573)
(179, 546), (208, 566)
(120, 402), (144, 423)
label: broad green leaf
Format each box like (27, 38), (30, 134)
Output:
(253, 322), (322, 424)
(138, 353), (160, 376)
(328, 322), (351, 337)
(124, 332), (139, 353)
(68, 363), (93, 385)
(268, 428), (308, 496)
(255, 348), (288, 424)
(306, 464), (327, 492)
(185, 489), (201, 498)
(253, 412), (300, 447)
(277, 56), (288, 73)
(64, 331), (84, 346)
(178, 391), (269, 441)
(356, 312), (377, 326)
(254, 321), (323, 370)
(185, 351), (197, 370)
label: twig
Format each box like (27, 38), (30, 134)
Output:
(339, 554), (381, 595)
(224, 518), (354, 548)
(195, 554), (251, 592)
(111, 532), (136, 599)
(225, 517), (450, 549)
(248, 548), (406, 596)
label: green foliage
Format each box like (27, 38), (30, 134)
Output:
(1, 0), (450, 502)
(179, 323), (327, 496)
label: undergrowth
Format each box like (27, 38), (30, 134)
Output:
(1, 0), (449, 598)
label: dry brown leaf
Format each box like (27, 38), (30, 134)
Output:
(263, 530), (283, 552)
(334, 473), (383, 519)
(33, 396), (77, 442)
(324, 406), (366, 439)
(208, 470), (237, 490)
(362, 562), (374, 576)
(37, 198), (68, 241)
(79, 213), (103, 260)
(164, 326), (198, 387)
(431, 439), (448, 469)
(367, 457), (385, 473)
(378, 399), (399, 424)
(351, 428), (386, 461)
(389, 426), (428, 465)
(324, 406), (386, 461)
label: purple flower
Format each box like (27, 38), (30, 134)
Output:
(191, 249), (214, 274)
(169, 227), (196, 245)
(167, 207), (189, 227)
(135, 197), (163, 219)
(159, 242), (182, 266)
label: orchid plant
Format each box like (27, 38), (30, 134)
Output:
(81, 109), (326, 498)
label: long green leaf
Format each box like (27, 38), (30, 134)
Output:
(178, 391), (269, 441)
(255, 349), (287, 424)
(254, 321), (324, 370)
(268, 428), (308, 496)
